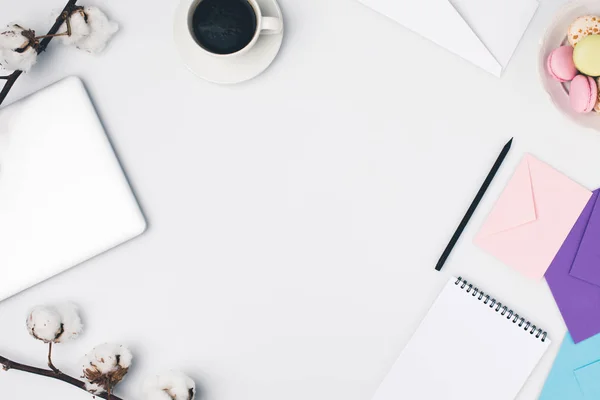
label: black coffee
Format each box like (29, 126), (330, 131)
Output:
(191, 0), (257, 55)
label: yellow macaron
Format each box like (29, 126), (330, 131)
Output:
(573, 35), (600, 76)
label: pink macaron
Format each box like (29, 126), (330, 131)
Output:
(547, 45), (578, 82)
(570, 75), (598, 113)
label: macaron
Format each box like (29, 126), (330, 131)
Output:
(570, 74), (597, 113)
(547, 45), (578, 82)
(594, 77), (600, 113)
(568, 15), (600, 46)
(573, 35), (600, 76)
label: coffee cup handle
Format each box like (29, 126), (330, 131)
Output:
(260, 16), (282, 35)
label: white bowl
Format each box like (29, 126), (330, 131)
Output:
(539, 0), (600, 130)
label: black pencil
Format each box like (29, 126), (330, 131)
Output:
(435, 138), (513, 271)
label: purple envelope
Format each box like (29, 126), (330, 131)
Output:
(545, 189), (600, 343)
(570, 192), (600, 286)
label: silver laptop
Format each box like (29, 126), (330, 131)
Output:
(0, 77), (146, 300)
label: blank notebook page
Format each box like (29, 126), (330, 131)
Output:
(372, 278), (550, 400)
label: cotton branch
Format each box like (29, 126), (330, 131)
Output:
(0, 354), (124, 400)
(0, 0), (78, 106)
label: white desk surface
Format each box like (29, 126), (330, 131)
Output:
(0, 0), (596, 399)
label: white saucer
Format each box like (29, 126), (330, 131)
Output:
(174, 0), (284, 84)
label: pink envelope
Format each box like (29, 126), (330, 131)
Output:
(474, 154), (591, 279)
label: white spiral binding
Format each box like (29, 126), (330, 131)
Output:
(454, 277), (547, 342)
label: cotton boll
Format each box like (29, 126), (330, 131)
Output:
(75, 7), (118, 54)
(83, 343), (132, 373)
(0, 24), (37, 72)
(156, 372), (195, 400)
(57, 9), (91, 46)
(143, 375), (174, 400)
(26, 303), (83, 343)
(54, 303), (83, 342)
(27, 306), (63, 343)
(143, 371), (196, 400)
(82, 343), (132, 394)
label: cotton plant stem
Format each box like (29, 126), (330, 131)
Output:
(0, 71), (23, 105)
(0, 0), (78, 106)
(47, 342), (60, 373)
(0, 354), (124, 400)
(35, 32), (70, 40)
(36, 14), (73, 41)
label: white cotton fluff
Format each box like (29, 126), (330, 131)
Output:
(0, 25), (28, 49)
(54, 303), (83, 341)
(26, 303), (83, 343)
(0, 46), (37, 72)
(26, 306), (62, 342)
(73, 7), (119, 54)
(84, 381), (104, 395)
(0, 24), (37, 72)
(142, 371), (196, 400)
(57, 9), (91, 46)
(81, 343), (132, 394)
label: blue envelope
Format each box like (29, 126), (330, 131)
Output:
(540, 333), (600, 399)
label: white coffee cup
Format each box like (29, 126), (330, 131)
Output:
(188, 0), (283, 57)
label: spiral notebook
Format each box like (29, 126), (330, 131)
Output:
(372, 277), (551, 400)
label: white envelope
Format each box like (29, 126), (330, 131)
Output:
(356, 0), (539, 76)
